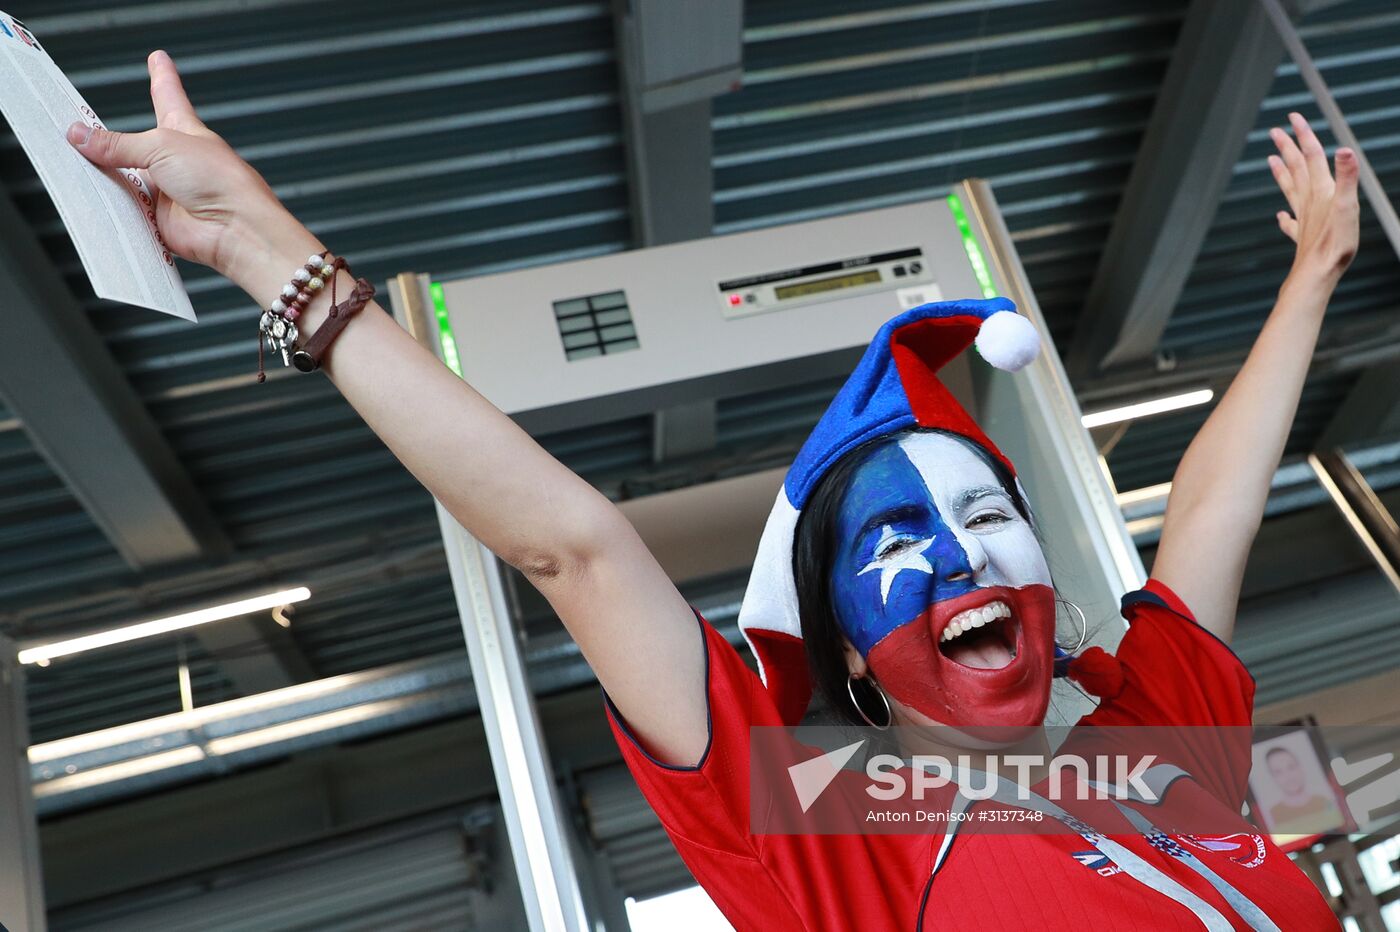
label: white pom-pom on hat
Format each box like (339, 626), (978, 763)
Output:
(974, 309), (1040, 371)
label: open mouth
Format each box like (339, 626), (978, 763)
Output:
(937, 599), (1019, 671)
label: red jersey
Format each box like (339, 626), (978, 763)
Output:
(605, 579), (1339, 930)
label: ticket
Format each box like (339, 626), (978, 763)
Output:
(0, 10), (194, 320)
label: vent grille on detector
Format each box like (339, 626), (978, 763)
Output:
(553, 291), (639, 360)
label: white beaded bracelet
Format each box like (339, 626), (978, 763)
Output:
(257, 252), (337, 379)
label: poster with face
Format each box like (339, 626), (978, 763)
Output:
(1247, 722), (1351, 849)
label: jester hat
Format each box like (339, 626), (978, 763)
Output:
(736, 297), (1044, 724)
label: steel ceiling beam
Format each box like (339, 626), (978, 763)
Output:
(611, 0), (741, 247)
(625, 106), (716, 461)
(1075, 315), (1400, 408)
(1067, 0), (1288, 379)
(612, 0), (741, 463)
(0, 189), (229, 569)
(0, 189), (313, 693)
(192, 615), (316, 694)
(616, 95), (716, 249)
(1316, 366), (1400, 450)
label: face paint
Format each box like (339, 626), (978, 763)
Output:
(829, 431), (1055, 729)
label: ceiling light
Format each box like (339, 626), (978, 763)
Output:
(17, 587), (311, 666)
(1081, 389), (1214, 429)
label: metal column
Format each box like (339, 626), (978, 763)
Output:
(389, 275), (590, 932)
(0, 637), (46, 932)
(959, 180), (1148, 725)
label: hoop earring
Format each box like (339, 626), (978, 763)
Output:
(1058, 597), (1088, 655)
(846, 673), (892, 731)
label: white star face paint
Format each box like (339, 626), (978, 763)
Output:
(829, 430), (1057, 729)
(856, 525), (936, 605)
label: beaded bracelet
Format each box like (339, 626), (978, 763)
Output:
(256, 252), (375, 381)
(257, 252), (336, 382)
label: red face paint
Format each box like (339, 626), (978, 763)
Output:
(865, 582), (1056, 734)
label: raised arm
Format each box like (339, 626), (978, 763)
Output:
(70, 52), (709, 765)
(1152, 113), (1360, 643)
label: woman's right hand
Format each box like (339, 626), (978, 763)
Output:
(67, 50), (302, 291)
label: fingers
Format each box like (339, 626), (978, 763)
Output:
(1271, 125), (1308, 196)
(1267, 153), (1297, 212)
(1276, 210), (1299, 243)
(67, 123), (167, 170)
(148, 50), (209, 135)
(1289, 112), (1333, 197)
(1333, 147), (1360, 207)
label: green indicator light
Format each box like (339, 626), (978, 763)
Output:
(947, 193), (998, 299)
(429, 281), (463, 377)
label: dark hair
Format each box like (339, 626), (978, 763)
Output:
(792, 427), (1036, 725)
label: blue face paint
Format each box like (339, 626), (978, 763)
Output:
(829, 441), (982, 656)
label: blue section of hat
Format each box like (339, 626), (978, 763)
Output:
(782, 297), (1016, 509)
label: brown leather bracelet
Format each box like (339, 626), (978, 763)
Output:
(291, 273), (375, 372)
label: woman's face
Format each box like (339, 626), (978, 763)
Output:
(830, 431), (1056, 729)
(1267, 749), (1308, 797)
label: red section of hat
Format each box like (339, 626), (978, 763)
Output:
(888, 314), (1017, 476)
(748, 628), (812, 724)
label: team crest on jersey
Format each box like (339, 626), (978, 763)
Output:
(1178, 833), (1268, 869)
(1071, 850), (1122, 878)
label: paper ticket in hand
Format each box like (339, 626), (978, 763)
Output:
(0, 11), (195, 320)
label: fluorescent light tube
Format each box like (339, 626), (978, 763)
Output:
(1081, 389), (1213, 429)
(17, 587), (311, 666)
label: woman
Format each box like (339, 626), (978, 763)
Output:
(70, 52), (1356, 930)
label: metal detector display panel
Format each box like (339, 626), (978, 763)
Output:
(716, 247), (937, 319)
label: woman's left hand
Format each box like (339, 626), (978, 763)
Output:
(1269, 112), (1360, 282)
